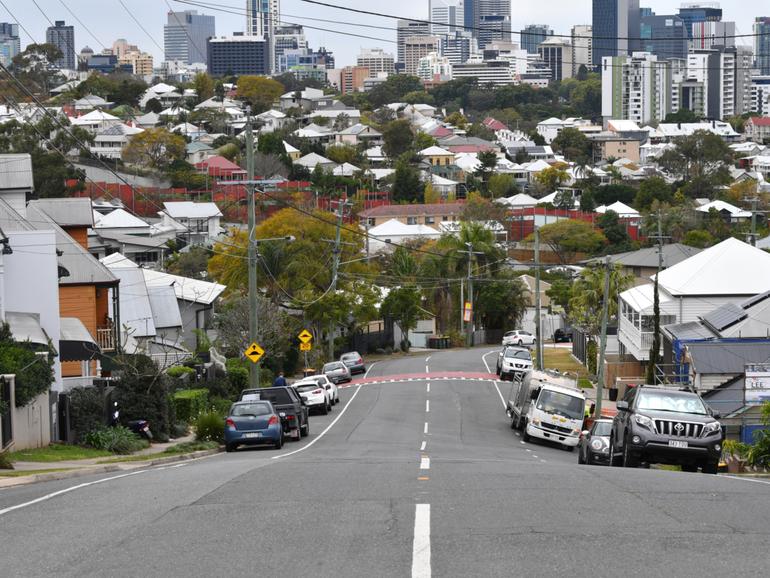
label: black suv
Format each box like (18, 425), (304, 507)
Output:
(609, 385), (723, 474)
(240, 387), (309, 441)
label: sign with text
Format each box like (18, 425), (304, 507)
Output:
(463, 301), (473, 323)
(745, 363), (770, 405)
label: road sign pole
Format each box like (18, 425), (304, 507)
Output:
(245, 107), (259, 389)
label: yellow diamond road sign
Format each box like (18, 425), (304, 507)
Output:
(300, 342), (312, 352)
(244, 342), (265, 364)
(298, 329), (313, 344)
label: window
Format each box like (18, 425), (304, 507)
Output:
(407, 217), (418, 225)
(442, 216), (449, 221)
(425, 216), (435, 224)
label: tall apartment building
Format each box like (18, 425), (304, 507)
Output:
(0, 22), (20, 67)
(521, 24), (552, 54)
(404, 36), (441, 75)
(397, 20), (431, 68)
(678, 2), (723, 39)
(538, 37), (573, 82)
(417, 51), (453, 82)
(571, 25), (592, 75)
(601, 52), (672, 124)
(357, 48), (395, 78)
(46, 20), (75, 70)
(120, 51), (154, 77)
(339, 66), (370, 94)
(640, 12), (688, 60)
(164, 10), (215, 65)
(274, 25), (308, 73)
(430, 0), (466, 38)
(690, 20), (735, 50)
(440, 32), (474, 65)
(592, 0), (640, 67)
(754, 17), (770, 75)
(478, 14), (511, 49)
(247, 0), (280, 38)
(207, 35), (269, 76)
(752, 76), (770, 116)
(686, 46), (753, 119)
(452, 59), (512, 86)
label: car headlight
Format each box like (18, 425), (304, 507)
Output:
(590, 438), (605, 451)
(702, 421), (721, 437)
(633, 414), (655, 431)
(532, 418), (540, 426)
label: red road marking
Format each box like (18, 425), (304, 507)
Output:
(350, 372), (497, 385)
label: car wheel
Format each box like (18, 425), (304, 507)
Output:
(274, 435), (283, 450)
(609, 435), (622, 467)
(522, 419), (531, 442)
(301, 420), (309, 437)
(563, 444), (575, 452)
(336, 395), (340, 404)
(327, 399), (333, 412)
(510, 415), (517, 429)
(321, 402), (328, 415)
(577, 447), (585, 464)
(681, 464), (698, 473)
(585, 451), (593, 466)
(225, 443), (236, 453)
(701, 461), (719, 475)
(517, 340), (523, 346)
(622, 434), (639, 468)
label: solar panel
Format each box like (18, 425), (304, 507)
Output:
(702, 303), (747, 333)
(741, 290), (770, 311)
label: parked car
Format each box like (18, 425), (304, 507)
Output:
(300, 373), (339, 405)
(496, 346), (533, 380)
(609, 385), (723, 473)
(577, 419), (612, 465)
(291, 380), (332, 415)
(224, 401), (283, 452)
(553, 328), (573, 343)
(323, 361), (352, 384)
(340, 351), (366, 375)
(502, 330), (536, 347)
(240, 386), (309, 441)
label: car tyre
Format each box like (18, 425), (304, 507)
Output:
(701, 461), (719, 475)
(577, 447), (586, 464)
(585, 451), (593, 466)
(274, 435), (283, 450)
(622, 434), (639, 468)
(681, 464), (698, 473)
(510, 415), (517, 429)
(517, 339), (523, 346)
(563, 444), (575, 452)
(609, 435), (622, 467)
(321, 402), (328, 415)
(301, 420), (309, 437)
(522, 419), (531, 442)
(225, 443), (236, 453)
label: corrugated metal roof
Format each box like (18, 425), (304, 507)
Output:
(110, 267), (157, 338)
(148, 285), (182, 329)
(663, 321), (716, 341)
(97, 231), (170, 248)
(0, 198), (35, 231)
(162, 201), (222, 219)
(0, 154), (34, 191)
(5, 311), (49, 346)
(94, 208), (150, 230)
(686, 341), (770, 374)
(586, 244), (701, 269)
(30, 198), (93, 227)
(702, 303), (747, 333)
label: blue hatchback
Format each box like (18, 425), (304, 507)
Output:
(224, 401), (283, 452)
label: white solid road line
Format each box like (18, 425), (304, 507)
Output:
(720, 475), (770, 486)
(491, 380), (506, 409)
(420, 441), (427, 451)
(424, 422), (429, 435)
(273, 383), (364, 460)
(481, 351), (507, 409)
(420, 457), (430, 470)
(364, 362), (377, 378)
(425, 356), (432, 362)
(425, 364), (430, 373)
(426, 400), (430, 413)
(412, 504), (431, 578)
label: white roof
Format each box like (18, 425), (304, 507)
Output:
(71, 109), (119, 124)
(93, 208), (150, 229)
(607, 119), (641, 132)
(369, 219), (441, 238)
(257, 109), (287, 119)
(162, 201), (222, 219)
(160, 106), (189, 116)
(148, 82), (177, 94)
(431, 174), (458, 186)
(595, 201), (639, 217)
(147, 285), (183, 329)
(498, 193), (539, 207)
(283, 141), (300, 154)
(142, 268), (226, 305)
(522, 159), (552, 173)
(420, 145), (453, 156)
(368, 168), (395, 180)
(620, 283), (673, 313)
(538, 117), (564, 126)
(296, 152), (335, 168)
(332, 163), (360, 176)
(100, 252), (137, 267)
(654, 238), (770, 297)
(171, 122), (205, 134)
(108, 266), (157, 338)
(695, 200), (751, 218)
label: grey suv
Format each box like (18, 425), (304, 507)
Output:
(609, 385), (723, 474)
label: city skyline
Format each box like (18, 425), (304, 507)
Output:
(0, 0), (758, 69)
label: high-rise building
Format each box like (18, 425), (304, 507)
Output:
(571, 25), (592, 75)
(357, 48), (396, 77)
(0, 23), (20, 67)
(339, 65), (370, 94)
(164, 10), (215, 65)
(430, 0), (465, 38)
(417, 51), (453, 82)
(397, 20), (431, 68)
(640, 12), (688, 60)
(756, 17), (770, 76)
(592, 0), (640, 67)
(538, 37), (573, 82)
(685, 45), (753, 119)
(690, 20), (735, 50)
(452, 59), (512, 86)
(601, 51), (672, 124)
(404, 36), (441, 75)
(120, 51), (154, 77)
(751, 76), (770, 116)
(274, 24), (308, 73)
(207, 35), (269, 76)
(521, 25), (552, 54)
(678, 2), (723, 39)
(247, 0), (280, 38)
(478, 14), (511, 49)
(440, 31), (473, 65)
(45, 20), (75, 70)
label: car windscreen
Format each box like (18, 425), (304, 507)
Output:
(636, 391), (708, 415)
(505, 349), (531, 360)
(592, 421), (612, 436)
(536, 390), (585, 420)
(243, 389), (293, 404)
(324, 363), (343, 371)
(294, 383), (322, 393)
(231, 403), (272, 417)
(341, 353), (359, 361)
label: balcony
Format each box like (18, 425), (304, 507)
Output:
(96, 326), (116, 352)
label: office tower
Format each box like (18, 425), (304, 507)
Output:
(0, 23), (20, 67)
(678, 2), (722, 39)
(601, 52), (672, 124)
(521, 25), (552, 54)
(357, 48), (396, 77)
(640, 12), (688, 60)
(404, 36), (441, 75)
(478, 14), (511, 48)
(247, 0), (280, 38)
(274, 24), (307, 73)
(592, 0), (640, 67)
(571, 25), (592, 75)
(397, 20), (431, 67)
(538, 37), (573, 82)
(430, 0), (465, 38)
(440, 31), (473, 64)
(686, 45), (753, 119)
(690, 20), (735, 50)
(164, 10), (215, 65)
(754, 17), (770, 75)
(45, 20), (75, 70)
(338, 66), (370, 94)
(207, 35), (269, 76)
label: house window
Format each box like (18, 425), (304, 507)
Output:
(425, 216), (435, 224)
(368, 218), (375, 226)
(407, 217), (417, 225)
(442, 216), (449, 221)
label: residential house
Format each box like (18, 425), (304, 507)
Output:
(160, 201), (223, 246)
(195, 155), (247, 181)
(256, 109), (290, 133)
(745, 117), (770, 144)
(90, 124), (144, 160)
(420, 146), (455, 167)
(284, 141), (301, 162)
(586, 243), (701, 286)
(139, 82), (183, 109)
(70, 109), (122, 133)
(279, 88), (338, 112)
(360, 203), (465, 229)
(92, 208), (152, 237)
(186, 141), (214, 164)
(73, 94), (114, 111)
(696, 200), (752, 223)
(335, 124), (383, 147)
(295, 152), (337, 171)
(366, 219), (442, 253)
(0, 153), (34, 214)
(590, 132), (642, 163)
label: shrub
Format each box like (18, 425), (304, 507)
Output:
(84, 427), (148, 455)
(68, 386), (106, 442)
(163, 440), (219, 454)
(172, 389), (209, 424)
(195, 411), (224, 443)
(113, 355), (174, 441)
(209, 397), (235, 417)
(586, 341), (598, 375)
(167, 366), (195, 380)
(0, 451), (13, 470)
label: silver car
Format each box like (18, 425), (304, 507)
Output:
(323, 361), (352, 384)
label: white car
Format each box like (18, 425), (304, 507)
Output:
(497, 346), (533, 381)
(291, 380), (332, 415)
(502, 330), (536, 347)
(299, 373), (339, 405)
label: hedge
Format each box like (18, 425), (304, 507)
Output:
(173, 389), (209, 424)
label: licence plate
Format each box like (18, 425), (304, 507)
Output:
(243, 432), (261, 439)
(669, 440), (688, 449)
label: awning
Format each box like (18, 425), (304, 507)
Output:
(59, 317), (101, 361)
(5, 311), (50, 347)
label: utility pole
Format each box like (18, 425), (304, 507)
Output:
(328, 199), (352, 359)
(744, 196), (760, 247)
(534, 227), (544, 370)
(460, 278), (464, 337)
(459, 242), (483, 347)
(646, 210), (669, 385)
(245, 107), (260, 389)
(595, 256), (612, 417)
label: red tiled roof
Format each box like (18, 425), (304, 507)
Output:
(748, 117), (770, 127)
(430, 126), (453, 137)
(360, 202), (466, 218)
(483, 117), (508, 131)
(195, 155), (243, 171)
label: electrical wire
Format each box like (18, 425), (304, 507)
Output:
(57, 0), (108, 52)
(117, 0), (167, 58)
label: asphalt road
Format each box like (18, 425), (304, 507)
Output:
(2, 347), (770, 577)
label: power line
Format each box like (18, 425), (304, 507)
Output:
(117, 0), (167, 58)
(57, 0), (108, 52)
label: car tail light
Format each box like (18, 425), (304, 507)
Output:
(313, 389), (323, 394)
(286, 414), (296, 420)
(225, 418), (235, 429)
(268, 415), (279, 426)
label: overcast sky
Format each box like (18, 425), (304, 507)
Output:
(1, 0), (757, 68)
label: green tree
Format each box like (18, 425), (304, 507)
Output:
(534, 166), (569, 194)
(0, 323), (54, 407)
(391, 157), (422, 202)
(121, 128), (186, 170)
(236, 76), (285, 113)
(192, 72), (215, 102)
(367, 75), (423, 108)
(597, 210), (632, 252)
(445, 111), (469, 129)
(551, 127), (592, 163)
(165, 246), (211, 279)
(382, 119), (415, 160)
(10, 43), (63, 95)
(657, 130), (734, 198)
(414, 131), (438, 152)
(381, 286), (423, 351)
(475, 150), (499, 195)
(594, 183), (636, 206)
(532, 220), (607, 264)
(475, 276), (528, 330)
(325, 144), (361, 165)
(488, 173), (519, 198)
(568, 265), (634, 335)
(664, 108), (702, 123)
(635, 176), (673, 210)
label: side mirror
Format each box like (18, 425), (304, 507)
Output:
(712, 411), (721, 419)
(325, 385), (331, 390)
(530, 388), (540, 401)
(616, 400), (629, 411)
(581, 430), (590, 437)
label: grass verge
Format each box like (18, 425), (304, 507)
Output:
(7, 444), (113, 463)
(95, 440), (220, 464)
(0, 468), (74, 477)
(536, 347), (591, 382)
